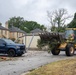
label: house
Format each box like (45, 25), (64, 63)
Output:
(30, 28), (43, 34)
(5, 22), (26, 44)
(0, 25), (9, 38)
(9, 26), (26, 43)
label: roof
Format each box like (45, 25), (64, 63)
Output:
(9, 26), (26, 34)
(0, 25), (8, 30)
(30, 28), (43, 33)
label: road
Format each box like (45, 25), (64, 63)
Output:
(0, 51), (76, 75)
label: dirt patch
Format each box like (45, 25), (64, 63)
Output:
(25, 58), (76, 75)
(0, 57), (17, 61)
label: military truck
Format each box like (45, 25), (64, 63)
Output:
(39, 28), (76, 56)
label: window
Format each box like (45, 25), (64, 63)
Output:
(1, 30), (3, 34)
(22, 40), (23, 44)
(0, 39), (5, 44)
(13, 33), (14, 37)
(18, 33), (20, 37)
(17, 32), (18, 38)
(0, 30), (1, 35)
(5, 31), (7, 35)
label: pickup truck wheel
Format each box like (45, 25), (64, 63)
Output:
(65, 44), (74, 56)
(8, 49), (16, 57)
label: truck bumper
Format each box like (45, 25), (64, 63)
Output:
(16, 49), (26, 54)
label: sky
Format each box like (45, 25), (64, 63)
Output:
(0, 0), (76, 27)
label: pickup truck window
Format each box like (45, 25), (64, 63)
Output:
(3, 39), (15, 44)
(0, 39), (5, 44)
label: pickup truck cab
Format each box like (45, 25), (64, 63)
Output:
(0, 38), (26, 57)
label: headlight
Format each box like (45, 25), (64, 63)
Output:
(16, 46), (20, 48)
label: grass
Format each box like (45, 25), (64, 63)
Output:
(25, 58), (76, 75)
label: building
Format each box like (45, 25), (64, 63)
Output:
(9, 26), (26, 43)
(5, 22), (26, 44)
(30, 28), (43, 33)
(0, 25), (9, 38)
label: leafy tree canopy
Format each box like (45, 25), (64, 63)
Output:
(8, 16), (25, 28)
(68, 13), (76, 28)
(8, 16), (46, 33)
(51, 26), (66, 32)
(0, 22), (2, 26)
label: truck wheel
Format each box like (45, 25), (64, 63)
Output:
(8, 49), (16, 57)
(65, 44), (74, 56)
(51, 48), (60, 55)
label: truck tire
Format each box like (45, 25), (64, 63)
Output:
(51, 48), (60, 55)
(65, 44), (74, 56)
(8, 49), (16, 57)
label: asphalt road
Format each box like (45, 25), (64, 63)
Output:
(0, 51), (76, 75)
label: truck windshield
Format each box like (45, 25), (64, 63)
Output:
(3, 39), (15, 44)
(65, 30), (74, 39)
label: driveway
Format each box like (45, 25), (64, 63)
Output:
(0, 51), (76, 75)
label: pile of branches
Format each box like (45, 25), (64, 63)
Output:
(38, 32), (65, 52)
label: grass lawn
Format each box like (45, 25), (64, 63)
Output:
(25, 58), (76, 75)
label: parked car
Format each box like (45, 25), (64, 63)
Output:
(0, 38), (26, 57)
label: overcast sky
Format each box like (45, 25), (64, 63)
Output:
(0, 0), (76, 27)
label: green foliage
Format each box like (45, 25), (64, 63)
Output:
(8, 16), (46, 33)
(51, 26), (56, 32)
(37, 38), (60, 52)
(37, 39), (49, 49)
(0, 22), (2, 26)
(8, 16), (25, 28)
(23, 21), (46, 33)
(74, 13), (76, 19)
(48, 39), (60, 53)
(68, 20), (76, 28)
(68, 13), (76, 28)
(56, 26), (66, 32)
(51, 26), (66, 32)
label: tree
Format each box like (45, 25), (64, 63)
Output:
(47, 8), (71, 32)
(8, 16), (46, 33)
(68, 13), (76, 28)
(51, 26), (66, 32)
(22, 21), (46, 33)
(74, 13), (76, 19)
(0, 22), (2, 26)
(8, 16), (25, 28)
